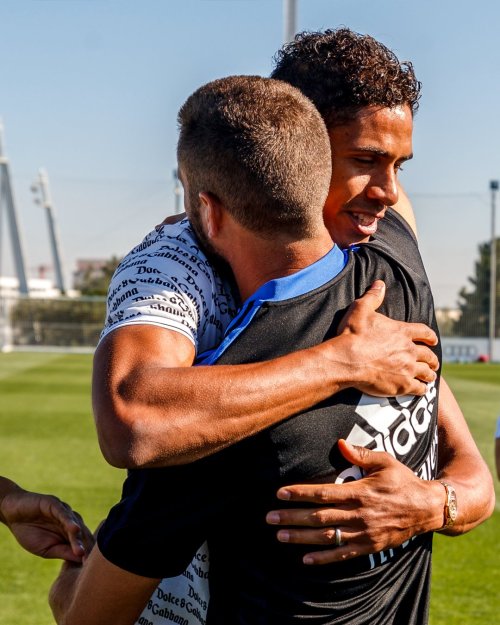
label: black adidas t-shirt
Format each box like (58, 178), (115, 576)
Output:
(98, 210), (441, 625)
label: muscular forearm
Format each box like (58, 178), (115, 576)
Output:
(434, 378), (495, 535)
(386, 377), (495, 537)
(94, 286), (438, 469)
(96, 334), (372, 468)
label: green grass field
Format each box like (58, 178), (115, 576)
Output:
(0, 354), (498, 624)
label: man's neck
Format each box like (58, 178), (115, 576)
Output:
(227, 228), (334, 302)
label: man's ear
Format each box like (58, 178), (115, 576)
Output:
(199, 192), (224, 241)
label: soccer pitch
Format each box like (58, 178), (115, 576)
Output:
(0, 353), (498, 624)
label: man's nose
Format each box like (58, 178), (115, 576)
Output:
(366, 170), (399, 207)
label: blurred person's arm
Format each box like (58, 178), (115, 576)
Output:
(0, 477), (93, 562)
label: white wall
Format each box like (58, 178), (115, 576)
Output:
(441, 337), (500, 363)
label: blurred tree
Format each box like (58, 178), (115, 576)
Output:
(8, 255), (120, 348)
(453, 239), (500, 337)
(10, 298), (106, 347)
(77, 256), (121, 296)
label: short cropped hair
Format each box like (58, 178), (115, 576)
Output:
(271, 27), (421, 128)
(177, 75), (331, 239)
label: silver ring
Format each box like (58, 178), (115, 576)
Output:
(334, 527), (343, 547)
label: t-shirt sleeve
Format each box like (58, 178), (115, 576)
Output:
(495, 416), (500, 439)
(99, 227), (215, 350)
(97, 463), (217, 579)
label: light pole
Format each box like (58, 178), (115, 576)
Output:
(0, 120), (29, 295)
(31, 169), (66, 294)
(489, 180), (498, 361)
(283, 0), (297, 44)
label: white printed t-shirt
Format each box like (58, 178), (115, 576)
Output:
(101, 218), (237, 354)
(100, 219), (238, 625)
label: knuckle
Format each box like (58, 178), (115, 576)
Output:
(312, 509), (332, 525)
(316, 489), (333, 504)
(50, 496), (67, 512)
(413, 384), (425, 396)
(353, 446), (371, 463)
(369, 538), (384, 551)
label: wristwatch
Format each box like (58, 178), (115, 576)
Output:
(438, 481), (458, 530)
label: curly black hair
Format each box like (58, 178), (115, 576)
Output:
(271, 27), (421, 127)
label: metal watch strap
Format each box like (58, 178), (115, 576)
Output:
(438, 480), (458, 530)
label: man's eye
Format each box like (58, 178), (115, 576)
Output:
(395, 163), (405, 172)
(354, 157), (373, 164)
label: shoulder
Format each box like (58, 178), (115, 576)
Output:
(364, 208), (429, 284)
(101, 220), (238, 352)
(375, 207), (418, 248)
(114, 219), (211, 279)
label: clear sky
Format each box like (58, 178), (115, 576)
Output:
(1, 0), (500, 307)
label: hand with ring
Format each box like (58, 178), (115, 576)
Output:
(266, 439), (445, 565)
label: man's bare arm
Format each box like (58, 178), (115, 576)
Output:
(49, 545), (159, 625)
(435, 378), (495, 534)
(94, 281), (438, 469)
(265, 378), (495, 563)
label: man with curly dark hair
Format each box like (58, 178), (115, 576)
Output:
(261, 25), (492, 580)
(271, 27), (421, 247)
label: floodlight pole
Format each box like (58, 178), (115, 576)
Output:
(283, 0), (297, 44)
(489, 180), (498, 361)
(35, 168), (66, 294)
(0, 121), (29, 295)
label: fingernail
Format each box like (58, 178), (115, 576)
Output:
(266, 512), (280, 524)
(277, 489), (291, 500)
(303, 555), (314, 565)
(277, 530), (290, 543)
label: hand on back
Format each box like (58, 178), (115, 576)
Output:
(336, 280), (438, 397)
